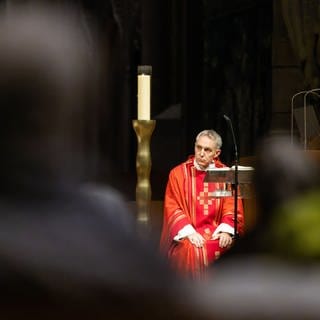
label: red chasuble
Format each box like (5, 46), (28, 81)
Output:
(160, 156), (244, 279)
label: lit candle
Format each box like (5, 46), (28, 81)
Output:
(137, 65), (152, 120)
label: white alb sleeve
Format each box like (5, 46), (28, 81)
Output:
(211, 223), (234, 238)
(173, 224), (196, 241)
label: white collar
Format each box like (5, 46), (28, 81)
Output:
(193, 159), (216, 171)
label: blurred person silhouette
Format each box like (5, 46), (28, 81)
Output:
(254, 136), (320, 260)
(0, 2), (213, 319)
(199, 135), (320, 319)
(222, 135), (320, 257)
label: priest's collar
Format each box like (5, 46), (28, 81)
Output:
(193, 159), (216, 171)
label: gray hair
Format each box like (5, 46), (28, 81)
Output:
(195, 130), (222, 149)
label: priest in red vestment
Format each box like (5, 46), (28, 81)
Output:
(160, 129), (245, 279)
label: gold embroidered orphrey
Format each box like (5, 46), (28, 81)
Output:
(197, 182), (212, 215)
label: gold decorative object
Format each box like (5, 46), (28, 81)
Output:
(133, 119), (156, 228)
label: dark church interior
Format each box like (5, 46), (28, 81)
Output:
(89, 0), (273, 199)
(1, 0), (320, 318)
(79, 0), (320, 235)
(81, 1), (318, 186)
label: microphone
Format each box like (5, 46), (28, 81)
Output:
(223, 114), (238, 161)
(223, 114), (239, 239)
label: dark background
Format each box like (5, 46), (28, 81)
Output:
(74, 0), (273, 200)
(3, 1), (277, 200)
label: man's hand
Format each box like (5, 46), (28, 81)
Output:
(212, 232), (233, 248)
(187, 232), (205, 248)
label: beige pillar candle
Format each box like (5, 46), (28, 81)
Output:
(137, 65), (152, 120)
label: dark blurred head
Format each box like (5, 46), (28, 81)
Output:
(0, 2), (101, 184)
(254, 135), (320, 223)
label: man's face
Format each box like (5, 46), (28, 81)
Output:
(194, 135), (221, 169)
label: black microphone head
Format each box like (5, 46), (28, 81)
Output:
(223, 114), (231, 122)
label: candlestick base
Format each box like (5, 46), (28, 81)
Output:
(132, 120), (156, 230)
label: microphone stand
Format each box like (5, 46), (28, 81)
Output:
(291, 90), (308, 146)
(302, 88), (320, 150)
(291, 88), (320, 149)
(223, 115), (239, 240)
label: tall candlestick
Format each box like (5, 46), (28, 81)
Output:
(137, 65), (152, 120)
(133, 120), (156, 231)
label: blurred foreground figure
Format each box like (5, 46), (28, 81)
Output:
(0, 2), (211, 319)
(200, 136), (320, 319)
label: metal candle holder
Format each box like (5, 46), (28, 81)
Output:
(132, 119), (156, 228)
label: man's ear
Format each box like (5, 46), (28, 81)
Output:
(214, 149), (221, 158)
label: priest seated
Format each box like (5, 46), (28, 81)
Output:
(160, 129), (245, 279)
